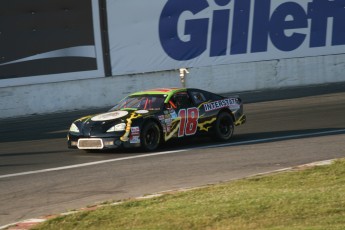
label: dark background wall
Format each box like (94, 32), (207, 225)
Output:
(0, 0), (97, 79)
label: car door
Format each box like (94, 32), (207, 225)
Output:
(169, 91), (200, 137)
(188, 89), (219, 134)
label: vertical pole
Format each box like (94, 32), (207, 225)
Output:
(99, 0), (112, 76)
(179, 68), (189, 88)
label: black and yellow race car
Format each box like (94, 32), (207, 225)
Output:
(68, 88), (246, 151)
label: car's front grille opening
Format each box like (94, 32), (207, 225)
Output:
(78, 138), (104, 149)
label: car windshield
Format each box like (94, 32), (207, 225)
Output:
(109, 95), (166, 111)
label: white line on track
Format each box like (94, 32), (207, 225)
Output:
(1, 129), (344, 179)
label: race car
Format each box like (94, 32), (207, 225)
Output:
(67, 88), (246, 151)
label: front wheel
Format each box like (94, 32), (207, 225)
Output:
(213, 112), (234, 141)
(140, 121), (161, 151)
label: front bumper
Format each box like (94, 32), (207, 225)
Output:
(68, 134), (140, 150)
(68, 138), (121, 149)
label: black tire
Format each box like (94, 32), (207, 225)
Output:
(213, 112), (234, 141)
(140, 121), (161, 151)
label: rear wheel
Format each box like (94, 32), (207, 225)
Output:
(140, 121), (161, 151)
(213, 112), (234, 141)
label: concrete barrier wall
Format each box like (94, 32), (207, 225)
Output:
(1, 53), (345, 119)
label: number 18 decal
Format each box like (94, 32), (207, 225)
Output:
(178, 108), (199, 137)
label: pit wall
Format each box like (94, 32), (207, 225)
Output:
(1, 53), (344, 119)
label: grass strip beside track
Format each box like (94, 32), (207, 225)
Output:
(34, 159), (345, 230)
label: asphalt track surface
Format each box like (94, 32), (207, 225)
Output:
(0, 83), (345, 227)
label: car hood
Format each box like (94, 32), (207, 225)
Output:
(89, 109), (158, 122)
(73, 109), (159, 136)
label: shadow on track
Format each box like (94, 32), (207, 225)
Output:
(0, 150), (66, 158)
(68, 128), (345, 155)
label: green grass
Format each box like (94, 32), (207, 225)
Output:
(34, 159), (345, 230)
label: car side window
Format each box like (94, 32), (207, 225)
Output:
(172, 92), (193, 109)
(190, 91), (207, 105)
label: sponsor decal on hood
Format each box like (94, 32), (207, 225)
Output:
(91, 111), (129, 121)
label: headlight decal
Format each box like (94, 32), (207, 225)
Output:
(106, 123), (126, 132)
(69, 123), (80, 133)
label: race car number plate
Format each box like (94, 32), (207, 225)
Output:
(78, 138), (104, 149)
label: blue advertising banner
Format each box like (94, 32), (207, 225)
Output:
(107, 0), (345, 75)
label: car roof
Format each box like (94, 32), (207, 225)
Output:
(129, 88), (187, 102)
(130, 88), (184, 95)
